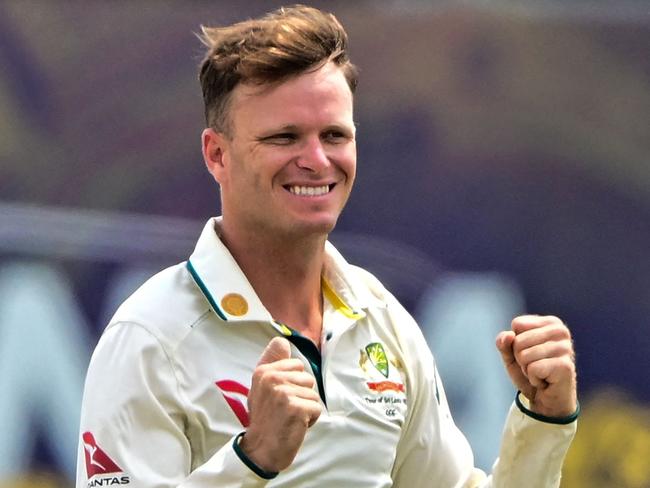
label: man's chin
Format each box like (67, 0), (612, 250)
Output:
(285, 216), (338, 238)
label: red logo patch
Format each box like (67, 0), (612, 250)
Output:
(366, 381), (405, 393)
(82, 432), (122, 478)
(216, 380), (250, 427)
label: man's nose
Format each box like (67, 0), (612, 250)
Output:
(296, 137), (330, 172)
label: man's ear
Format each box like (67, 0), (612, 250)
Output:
(202, 128), (229, 183)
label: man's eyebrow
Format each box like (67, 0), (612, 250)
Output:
(276, 124), (300, 132)
(323, 123), (356, 135)
(258, 124), (300, 136)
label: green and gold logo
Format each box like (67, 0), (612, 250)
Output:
(359, 342), (406, 395)
(365, 342), (389, 378)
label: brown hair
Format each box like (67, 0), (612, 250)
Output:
(198, 4), (358, 133)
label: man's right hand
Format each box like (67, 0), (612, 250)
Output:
(239, 337), (322, 472)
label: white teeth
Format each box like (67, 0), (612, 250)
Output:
(288, 185), (330, 196)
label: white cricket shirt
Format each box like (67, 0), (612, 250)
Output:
(76, 218), (576, 487)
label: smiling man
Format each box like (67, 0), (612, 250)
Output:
(77, 5), (578, 488)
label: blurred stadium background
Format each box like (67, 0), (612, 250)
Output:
(1, 1), (649, 487)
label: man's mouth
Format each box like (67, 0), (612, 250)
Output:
(285, 184), (335, 196)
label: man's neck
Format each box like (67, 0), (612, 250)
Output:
(219, 220), (327, 347)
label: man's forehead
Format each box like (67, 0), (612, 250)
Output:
(227, 69), (354, 132)
(232, 63), (352, 105)
(232, 80), (282, 104)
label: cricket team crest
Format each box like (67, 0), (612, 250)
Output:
(359, 342), (406, 395)
(366, 343), (389, 377)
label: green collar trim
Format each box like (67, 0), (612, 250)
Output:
(274, 320), (327, 407)
(186, 260), (228, 321)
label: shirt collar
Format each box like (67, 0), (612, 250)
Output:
(187, 217), (383, 323)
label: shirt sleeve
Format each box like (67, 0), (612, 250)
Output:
(387, 303), (577, 488)
(76, 321), (270, 488)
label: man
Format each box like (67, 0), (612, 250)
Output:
(77, 5), (578, 487)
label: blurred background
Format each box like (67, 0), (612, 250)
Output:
(1, 1), (649, 487)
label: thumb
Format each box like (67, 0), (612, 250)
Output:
(257, 337), (292, 366)
(495, 330), (516, 367)
(496, 330), (532, 396)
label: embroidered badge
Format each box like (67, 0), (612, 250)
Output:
(359, 343), (406, 394)
(365, 342), (389, 377)
(359, 342), (407, 419)
(221, 293), (248, 316)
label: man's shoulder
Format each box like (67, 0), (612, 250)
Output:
(107, 261), (210, 346)
(324, 240), (393, 308)
(346, 263), (392, 303)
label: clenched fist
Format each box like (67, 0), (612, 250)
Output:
(496, 315), (577, 418)
(239, 337), (322, 472)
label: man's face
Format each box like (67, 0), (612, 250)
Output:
(204, 62), (356, 240)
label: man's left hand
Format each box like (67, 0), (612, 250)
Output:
(496, 315), (577, 417)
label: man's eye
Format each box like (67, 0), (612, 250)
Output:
(323, 131), (348, 143)
(265, 133), (296, 144)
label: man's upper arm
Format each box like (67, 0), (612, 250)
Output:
(387, 298), (576, 488)
(77, 321), (272, 488)
(76, 322), (193, 486)
(389, 323), (481, 487)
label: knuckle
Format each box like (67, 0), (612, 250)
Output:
(286, 398), (307, 415)
(288, 359), (306, 371)
(526, 364), (540, 378)
(512, 334), (525, 351)
(516, 348), (530, 365)
(552, 322), (571, 338)
(301, 373), (316, 387)
(310, 406), (322, 421)
(261, 369), (285, 387)
(558, 339), (574, 355)
(513, 314), (539, 325)
(559, 356), (575, 372)
(544, 315), (562, 324)
(272, 384), (292, 403)
(261, 369), (277, 383)
(528, 361), (546, 377)
(511, 316), (527, 332)
(252, 367), (266, 383)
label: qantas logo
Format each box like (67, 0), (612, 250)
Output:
(216, 380), (250, 427)
(83, 432), (122, 476)
(82, 432), (129, 485)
